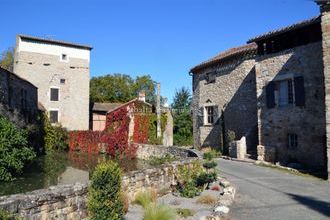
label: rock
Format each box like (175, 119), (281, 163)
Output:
(214, 205), (230, 214)
(223, 186), (234, 195)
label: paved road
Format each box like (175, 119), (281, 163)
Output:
(217, 159), (330, 220)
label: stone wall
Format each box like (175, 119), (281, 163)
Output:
(0, 146), (197, 219)
(14, 48), (90, 131)
(0, 183), (88, 220)
(320, 2), (330, 180)
(192, 57), (258, 152)
(256, 42), (327, 170)
(135, 144), (198, 160)
(0, 67), (38, 124)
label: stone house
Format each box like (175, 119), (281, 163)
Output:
(190, 44), (258, 155)
(91, 102), (122, 131)
(13, 35), (92, 131)
(191, 1), (330, 178)
(0, 67), (38, 124)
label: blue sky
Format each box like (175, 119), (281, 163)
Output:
(1, 0), (319, 104)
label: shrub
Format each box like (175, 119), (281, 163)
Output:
(88, 161), (123, 220)
(203, 161), (217, 170)
(43, 114), (68, 152)
(144, 203), (176, 220)
(226, 130), (236, 143)
(176, 160), (203, 185)
(203, 150), (217, 161)
(0, 116), (36, 181)
(195, 172), (217, 187)
(148, 154), (176, 166)
(196, 194), (217, 205)
(176, 208), (195, 218)
(0, 209), (20, 220)
(178, 181), (201, 198)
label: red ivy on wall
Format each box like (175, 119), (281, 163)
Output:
(69, 104), (137, 159)
(133, 114), (150, 144)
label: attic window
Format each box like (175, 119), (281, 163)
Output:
(43, 63), (50, 66)
(206, 72), (216, 84)
(61, 54), (68, 61)
(60, 79), (66, 84)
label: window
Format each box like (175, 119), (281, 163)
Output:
(204, 105), (218, 125)
(50, 88), (59, 101)
(275, 79), (293, 107)
(266, 76), (305, 108)
(49, 110), (59, 123)
(60, 79), (66, 84)
(288, 133), (298, 149)
(61, 54), (68, 61)
(206, 72), (216, 84)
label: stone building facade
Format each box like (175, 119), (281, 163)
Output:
(190, 44), (258, 154)
(13, 35), (92, 130)
(0, 67), (38, 123)
(191, 2), (330, 178)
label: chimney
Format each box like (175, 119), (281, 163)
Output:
(138, 91), (146, 102)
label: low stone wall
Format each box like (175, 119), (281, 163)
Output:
(229, 136), (247, 160)
(0, 157), (197, 219)
(136, 144), (199, 160)
(0, 183), (88, 220)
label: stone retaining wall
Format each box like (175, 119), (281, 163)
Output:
(136, 144), (198, 160)
(0, 157), (197, 219)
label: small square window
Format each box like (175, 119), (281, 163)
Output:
(60, 79), (66, 84)
(49, 111), (59, 123)
(50, 88), (59, 101)
(206, 72), (216, 84)
(61, 54), (67, 61)
(288, 133), (298, 149)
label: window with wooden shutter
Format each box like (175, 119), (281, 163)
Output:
(266, 81), (275, 108)
(50, 88), (59, 101)
(294, 76), (305, 107)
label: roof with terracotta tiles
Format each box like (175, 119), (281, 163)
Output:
(190, 43), (257, 74)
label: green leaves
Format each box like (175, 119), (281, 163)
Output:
(172, 87), (193, 146)
(88, 161), (124, 220)
(43, 114), (68, 152)
(0, 116), (36, 181)
(0, 48), (14, 72)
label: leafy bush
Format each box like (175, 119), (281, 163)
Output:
(178, 181), (201, 198)
(43, 114), (68, 152)
(88, 161), (123, 220)
(144, 203), (176, 220)
(176, 160), (203, 185)
(203, 150), (217, 161)
(226, 129), (236, 143)
(176, 208), (195, 218)
(0, 116), (36, 181)
(196, 194), (217, 205)
(0, 209), (20, 220)
(148, 114), (167, 145)
(195, 172), (217, 187)
(148, 154), (176, 166)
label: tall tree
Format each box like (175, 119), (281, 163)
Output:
(0, 48), (14, 72)
(171, 87), (193, 146)
(90, 73), (166, 105)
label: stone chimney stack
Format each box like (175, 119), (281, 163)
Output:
(138, 91), (146, 102)
(317, 0), (330, 180)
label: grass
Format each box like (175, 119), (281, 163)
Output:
(134, 189), (157, 208)
(144, 204), (177, 220)
(176, 208), (195, 218)
(196, 194), (217, 205)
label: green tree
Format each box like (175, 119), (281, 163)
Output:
(90, 73), (167, 105)
(0, 115), (36, 181)
(0, 48), (14, 72)
(171, 87), (193, 146)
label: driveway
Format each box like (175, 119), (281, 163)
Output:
(217, 159), (330, 220)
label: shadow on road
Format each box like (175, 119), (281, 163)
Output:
(286, 193), (330, 217)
